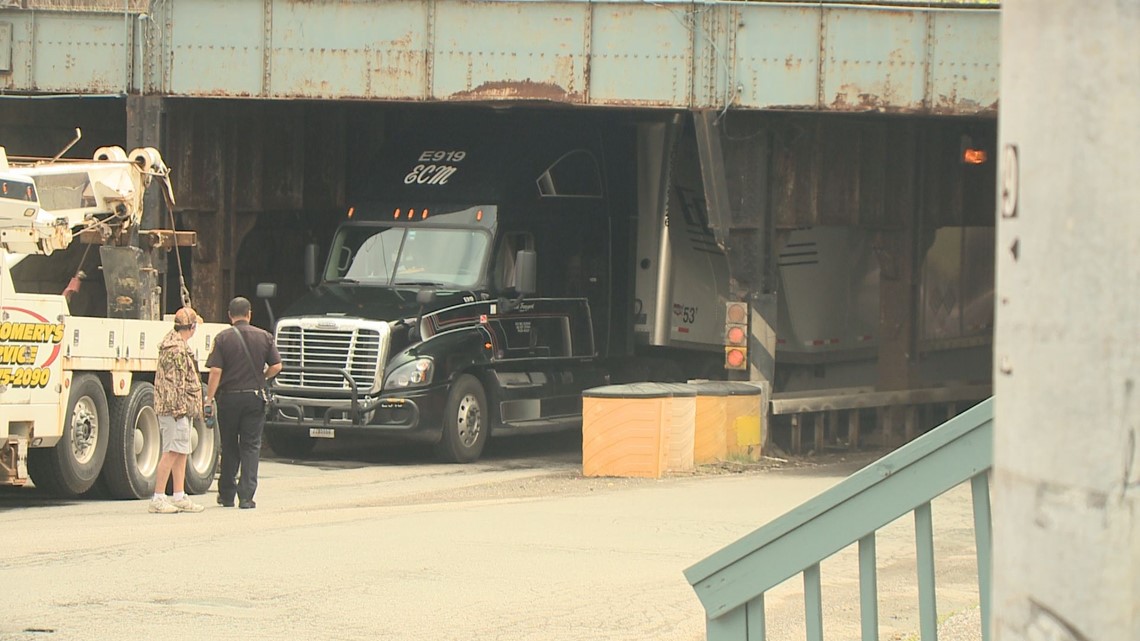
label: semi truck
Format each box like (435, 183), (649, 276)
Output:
(260, 107), (994, 462)
(0, 137), (226, 497)
(261, 110), (735, 462)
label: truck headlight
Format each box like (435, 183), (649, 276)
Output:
(386, 357), (434, 389)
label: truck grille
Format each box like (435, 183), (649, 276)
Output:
(276, 325), (384, 393)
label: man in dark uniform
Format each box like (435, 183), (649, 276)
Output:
(204, 297), (283, 509)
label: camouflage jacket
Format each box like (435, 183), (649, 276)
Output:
(154, 329), (204, 418)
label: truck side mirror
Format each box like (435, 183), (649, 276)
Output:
(256, 282), (277, 329)
(513, 250), (537, 296)
(256, 282), (277, 299)
(304, 243), (320, 289)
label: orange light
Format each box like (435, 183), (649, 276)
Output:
(476, 209), (483, 221)
(421, 208), (429, 219)
(725, 347), (747, 369)
(484, 342), (493, 350)
(347, 206), (355, 219)
(394, 208), (401, 219)
(726, 326), (747, 345)
(963, 148), (987, 165)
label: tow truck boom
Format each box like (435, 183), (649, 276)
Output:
(0, 144), (174, 257)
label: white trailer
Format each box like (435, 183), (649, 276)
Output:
(0, 141), (226, 498)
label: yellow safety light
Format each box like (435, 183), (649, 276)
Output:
(347, 206), (355, 219)
(724, 301), (749, 371)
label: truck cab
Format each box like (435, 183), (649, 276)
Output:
(263, 111), (619, 462)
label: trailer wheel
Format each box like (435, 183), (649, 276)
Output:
(27, 373), (109, 496)
(434, 374), (488, 463)
(266, 433), (317, 459)
(100, 381), (160, 499)
(182, 413), (219, 495)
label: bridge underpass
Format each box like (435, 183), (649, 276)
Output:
(0, 0), (1000, 450)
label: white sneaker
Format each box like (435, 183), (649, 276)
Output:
(171, 497), (205, 513)
(148, 497), (179, 514)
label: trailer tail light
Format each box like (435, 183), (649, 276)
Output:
(724, 301), (749, 371)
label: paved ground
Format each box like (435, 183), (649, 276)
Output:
(0, 433), (983, 641)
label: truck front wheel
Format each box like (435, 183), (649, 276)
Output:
(28, 373), (110, 496)
(434, 374), (488, 463)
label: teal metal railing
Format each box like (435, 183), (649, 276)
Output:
(685, 397), (993, 641)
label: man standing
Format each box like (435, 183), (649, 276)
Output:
(150, 306), (206, 514)
(204, 297), (282, 509)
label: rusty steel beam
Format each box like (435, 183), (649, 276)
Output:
(0, 0), (999, 116)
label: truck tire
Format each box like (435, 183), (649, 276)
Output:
(182, 414), (219, 495)
(266, 433), (317, 459)
(100, 381), (160, 499)
(27, 373), (110, 497)
(434, 374), (488, 463)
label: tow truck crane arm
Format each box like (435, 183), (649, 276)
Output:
(0, 144), (174, 256)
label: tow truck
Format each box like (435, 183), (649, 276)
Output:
(0, 133), (227, 498)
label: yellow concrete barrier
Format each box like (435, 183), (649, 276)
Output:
(581, 383), (696, 478)
(690, 382), (765, 463)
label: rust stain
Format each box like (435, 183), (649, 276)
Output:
(445, 79), (582, 104)
(388, 33), (416, 49)
(13, 0), (148, 11)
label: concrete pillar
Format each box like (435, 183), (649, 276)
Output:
(995, 2), (1140, 640)
(875, 225), (916, 392)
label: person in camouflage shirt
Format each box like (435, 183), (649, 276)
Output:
(148, 307), (207, 514)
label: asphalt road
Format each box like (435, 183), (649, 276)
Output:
(0, 433), (982, 641)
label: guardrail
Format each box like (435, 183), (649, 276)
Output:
(685, 397), (993, 641)
(769, 384), (992, 453)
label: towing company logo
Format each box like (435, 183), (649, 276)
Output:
(0, 307), (63, 389)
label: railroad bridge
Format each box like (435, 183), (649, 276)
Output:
(0, 0), (1000, 447)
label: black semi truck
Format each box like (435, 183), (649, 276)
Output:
(260, 108), (734, 462)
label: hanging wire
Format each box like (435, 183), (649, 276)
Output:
(167, 204), (192, 309)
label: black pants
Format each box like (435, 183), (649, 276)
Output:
(216, 392), (266, 503)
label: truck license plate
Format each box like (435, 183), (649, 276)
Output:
(309, 428), (335, 439)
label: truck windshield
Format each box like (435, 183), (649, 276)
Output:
(327, 224), (489, 289)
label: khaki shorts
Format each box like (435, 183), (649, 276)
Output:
(158, 415), (192, 454)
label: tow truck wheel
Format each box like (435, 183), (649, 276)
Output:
(182, 412), (218, 495)
(434, 374), (488, 463)
(266, 433), (317, 459)
(100, 381), (160, 499)
(27, 373), (110, 496)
